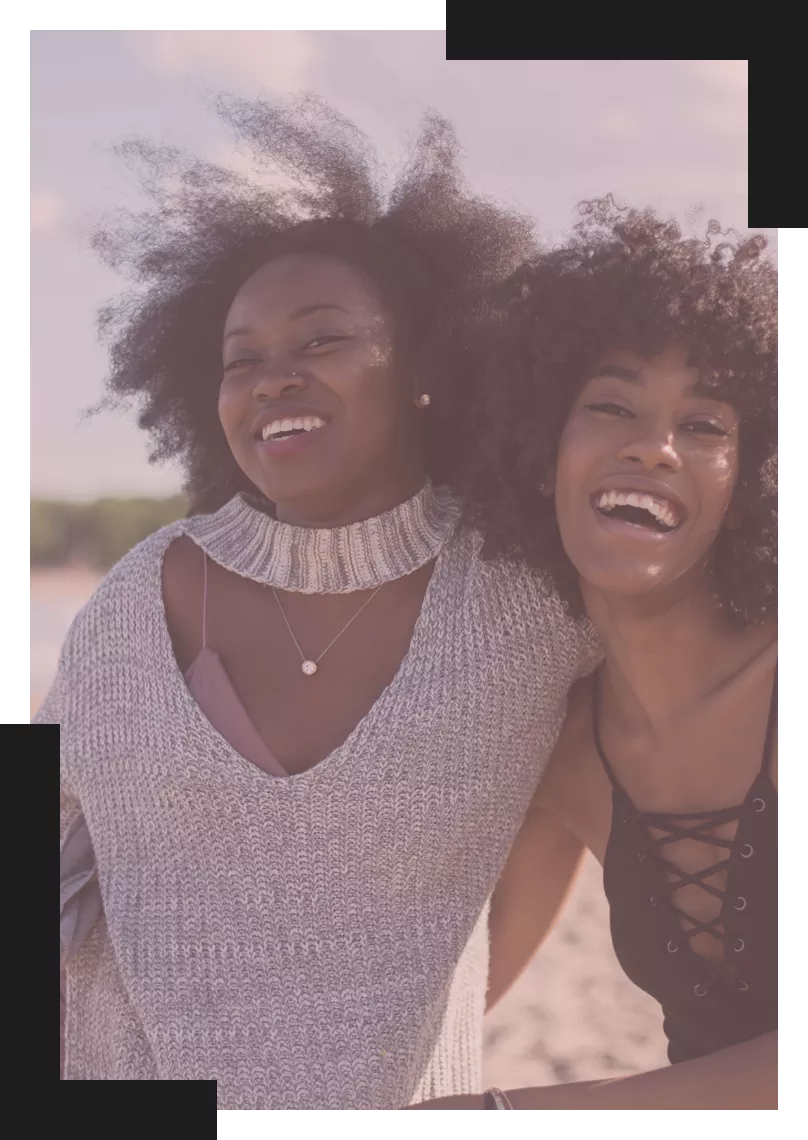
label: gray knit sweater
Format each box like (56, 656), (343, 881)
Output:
(45, 488), (598, 1105)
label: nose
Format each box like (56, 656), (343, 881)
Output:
(252, 367), (306, 402)
(616, 426), (683, 473)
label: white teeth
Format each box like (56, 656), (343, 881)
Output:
(595, 490), (680, 530)
(261, 415), (326, 441)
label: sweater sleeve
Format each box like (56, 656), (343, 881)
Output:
(42, 657), (79, 1078)
(574, 615), (603, 681)
(32, 664), (65, 725)
(53, 663), (75, 1077)
(37, 657), (82, 845)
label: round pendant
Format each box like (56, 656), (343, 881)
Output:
(301, 660), (318, 676)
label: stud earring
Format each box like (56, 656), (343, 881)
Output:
(418, 393), (431, 408)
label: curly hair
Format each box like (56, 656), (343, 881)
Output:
(90, 93), (536, 513)
(452, 198), (777, 627)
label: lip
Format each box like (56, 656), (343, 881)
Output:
(251, 404), (333, 457)
(591, 478), (688, 523)
(588, 478), (688, 539)
(252, 404), (332, 440)
(590, 505), (678, 541)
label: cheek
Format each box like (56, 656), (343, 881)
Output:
(351, 382), (409, 449)
(338, 352), (403, 428)
(324, 335), (394, 392)
(698, 445), (739, 522)
(362, 313), (394, 370)
(217, 377), (251, 443)
(364, 333), (394, 374)
(554, 420), (598, 505)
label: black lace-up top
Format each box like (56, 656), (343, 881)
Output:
(596, 670), (777, 1064)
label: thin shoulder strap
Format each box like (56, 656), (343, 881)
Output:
(591, 669), (623, 792)
(760, 663), (778, 775)
(201, 548), (208, 650)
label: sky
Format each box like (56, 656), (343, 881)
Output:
(31, 42), (760, 500)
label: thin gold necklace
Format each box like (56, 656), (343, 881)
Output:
(271, 585), (384, 677)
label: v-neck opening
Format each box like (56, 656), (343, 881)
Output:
(155, 529), (449, 786)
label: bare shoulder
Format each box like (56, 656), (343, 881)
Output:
(534, 671), (616, 856)
(537, 673), (596, 810)
(161, 535), (205, 668)
(162, 533), (203, 585)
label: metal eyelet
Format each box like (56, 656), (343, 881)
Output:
(734, 896), (747, 911)
(740, 844), (754, 858)
(733, 937), (745, 953)
(694, 983), (708, 997)
(667, 940), (678, 953)
(637, 851), (646, 862)
(753, 798), (766, 813)
(738, 980), (749, 992)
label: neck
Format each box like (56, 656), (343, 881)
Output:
(582, 570), (772, 731)
(274, 460), (427, 529)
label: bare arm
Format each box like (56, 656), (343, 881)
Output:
(408, 1030), (776, 1109)
(487, 680), (594, 1010)
(506, 1030), (777, 1109)
(487, 795), (585, 1010)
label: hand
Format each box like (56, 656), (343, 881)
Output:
(404, 1094), (485, 1110)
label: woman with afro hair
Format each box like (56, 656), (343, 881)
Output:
(412, 201), (777, 1109)
(44, 95), (602, 1103)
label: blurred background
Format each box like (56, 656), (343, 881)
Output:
(34, 41), (759, 1085)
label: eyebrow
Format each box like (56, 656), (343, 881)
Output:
(224, 304), (349, 341)
(586, 364), (731, 404)
(586, 365), (643, 384)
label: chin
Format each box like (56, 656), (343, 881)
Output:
(584, 574), (671, 598)
(573, 554), (676, 600)
(250, 462), (328, 505)
(577, 558), (712, 612)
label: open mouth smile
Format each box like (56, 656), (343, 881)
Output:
(258, 414), (327, 442)
(251, 408), (331, 456)
(592, 489), (683, 534)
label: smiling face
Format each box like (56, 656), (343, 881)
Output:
(553, 343), (740, 600)
(219, 252), (424, 521)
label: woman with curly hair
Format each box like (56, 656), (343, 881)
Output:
(43, 95), (600, 1103)
(412, 202), (777, 1110)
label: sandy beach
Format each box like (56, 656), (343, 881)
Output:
(483, 852), (668, 1086)
(39, 567), (668, 1087)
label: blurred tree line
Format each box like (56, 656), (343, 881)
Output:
(31, 497), (188, 570)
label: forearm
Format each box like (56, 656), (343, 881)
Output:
(507, 1031), (777, 1110)
(487, 810), (584, 1010)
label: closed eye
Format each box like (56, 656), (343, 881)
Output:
(585, 402), (633, 418)
(303, 334), (351, 351)
(682, 420), (729, 437)
(223, 357), (259, 373)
